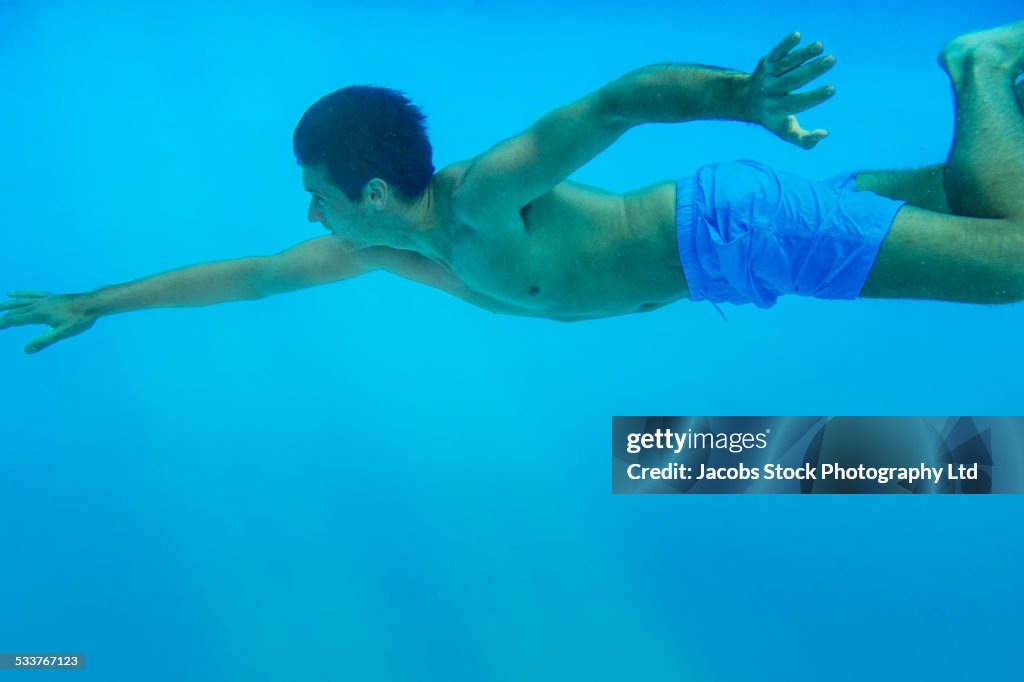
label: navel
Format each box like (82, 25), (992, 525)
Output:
(528, 285), (540, 296)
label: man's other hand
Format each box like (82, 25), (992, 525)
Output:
(745, 31), (837, 149)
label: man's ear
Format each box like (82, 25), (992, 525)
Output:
(364, 179), (389, 209)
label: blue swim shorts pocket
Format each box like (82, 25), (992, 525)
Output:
(685, 160), (792, 308)
(693, 212), (789, 308)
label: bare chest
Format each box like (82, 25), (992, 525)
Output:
(452, 181), (686, 316)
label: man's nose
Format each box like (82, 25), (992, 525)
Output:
(307, 198), (323, 223)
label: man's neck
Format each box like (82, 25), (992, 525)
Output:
(391, 179), (454, 265)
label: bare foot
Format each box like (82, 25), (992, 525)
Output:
(939, 20), (1024, 74)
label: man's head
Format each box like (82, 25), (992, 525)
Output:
(293, 86), (435, 241)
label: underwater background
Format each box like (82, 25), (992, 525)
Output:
(1, 0), (1021, 679)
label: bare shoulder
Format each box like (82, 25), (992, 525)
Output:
(427, 161), (505, 233)
(434, 159), (526, 232)
(433, 160), (473, 197)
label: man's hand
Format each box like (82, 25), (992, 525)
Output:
(0, 291), (97, 354)
(745, 31), (837, 149)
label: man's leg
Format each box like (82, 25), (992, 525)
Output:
(852, 79), (1024, 214)
(860, 21), (1024, 303)
(855, 165), (950, 213)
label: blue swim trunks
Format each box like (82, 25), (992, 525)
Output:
(676, 160), (905, 308)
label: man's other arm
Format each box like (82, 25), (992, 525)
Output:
(454, 32), (835, 227)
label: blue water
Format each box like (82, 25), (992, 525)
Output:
(2, 1), (1021, 679)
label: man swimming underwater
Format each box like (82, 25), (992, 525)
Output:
(3, 22), (1024, 353)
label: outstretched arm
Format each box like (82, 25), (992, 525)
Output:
(0, 236), (370, 354)
(455, 32), (835, 226)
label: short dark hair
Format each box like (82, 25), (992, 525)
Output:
(293, 85), (434, 201)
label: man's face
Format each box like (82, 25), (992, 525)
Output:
(300, 164), (369, 246)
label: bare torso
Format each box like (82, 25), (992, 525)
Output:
(360, 162), (689, 321)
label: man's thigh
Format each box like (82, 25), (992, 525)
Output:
(860, 205), (1023, 303)
(854, 166), (951, 213)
